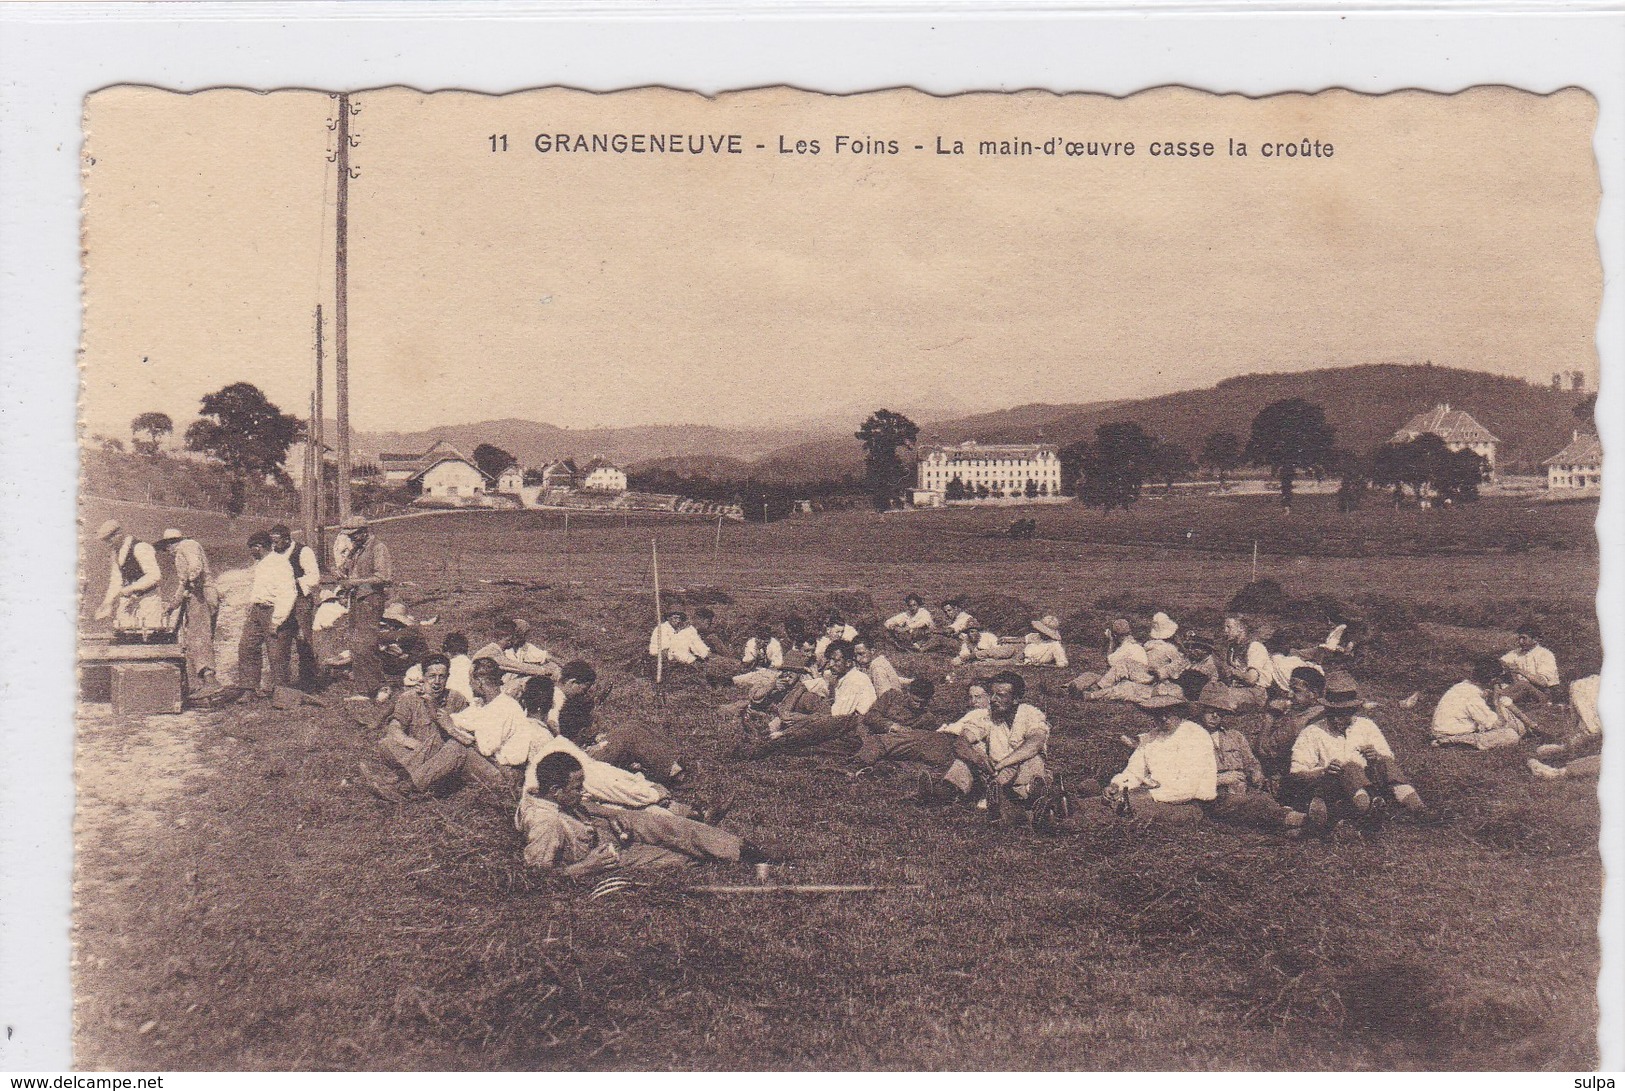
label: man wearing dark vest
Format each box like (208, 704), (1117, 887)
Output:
(94, 519), (164, 631)
(270, 524), (322, 687)
(336, 514), (393, 698)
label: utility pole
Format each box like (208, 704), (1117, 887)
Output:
(334, 92), (354, 523)
(313, 304), (324, 532)
(304, 391), (319, 544)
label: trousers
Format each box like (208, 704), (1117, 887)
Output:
(238, 603), (293, 693)
(592, 722), (684, 785)
(1205, 786), (1294, 829)
(348, 593), (385, 693)
(854, 729), (958, 770)
(177, 588), (217, 681)
(587, 801), (743, 867)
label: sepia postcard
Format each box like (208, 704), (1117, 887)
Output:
(73, 84), (1603, 1071)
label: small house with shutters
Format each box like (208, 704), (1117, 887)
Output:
(1543, 431), (1602, 491)
(1391, 404), (1500, 475)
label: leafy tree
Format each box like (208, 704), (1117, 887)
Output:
(945, 476), (966, 501)
(1200, 430), (1243, 489)
(1369, 434), (1485, 507)
(1058, 440), (1091, 495)
(1024, 478), (1039, 499)
(1149, 441), (1194, 494)
(130, 411), (173, 455)
(1574, 392), (1597, 430)
(1244, 398), (1336, 511)
(472, 443), (518, 482)
(1336, 452), (1370, 512)
(1435, 447), (1488, 505)
(855, 409), (920, 511)
(1078, 422), (1157, 512)
(184, 383), (303, 487)
(975, 482), (990, 500)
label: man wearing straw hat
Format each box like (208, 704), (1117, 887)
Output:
(155, 528), (221, 698)
(1144, 611), (1190, 682)
(334, 513), (393, 698)
(93, 519), (164, 631)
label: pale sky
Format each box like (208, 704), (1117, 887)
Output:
(81, 85), (1600, 441)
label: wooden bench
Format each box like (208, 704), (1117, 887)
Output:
(80, 641), (188, 715)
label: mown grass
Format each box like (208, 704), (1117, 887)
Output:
(73, 497), (1601, 1069)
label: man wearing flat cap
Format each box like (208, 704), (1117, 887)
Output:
(334, 514), (393, 697)
(94, 519), (165, 631)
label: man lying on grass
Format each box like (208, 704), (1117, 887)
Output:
(522, 669), (688, 787)
(472, 617), (561, 695)
(1288, 671), (1427, 825)
(736, 641), (876, 758)
(1528, 674), (1602, 781)
(517, 751), (773, 879)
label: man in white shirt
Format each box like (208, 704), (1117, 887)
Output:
(94, 519), (165, 630)
(885, 594), (937, 651)
(733, 622), (786, 700)
(952, 621), (1004, 665)
(740, 641), (876, 758)
(920, 672), (1053, 812)
(650, 609), (712, 668)
(1529, 674), (1604, 780)
(155, 528), (221, 697)
(853, 637), (909, 696)
(1500, 624), (1562, 707)
(446, 658), (547, 795)
(232, 531), (297, 698)
(814, 616), (860, 664)
(1431, 657), (1530, 750)
(1100, 694), (1217, 825)
(942, 598), (974, 635)
(1071, 619), (1163, 702)
(1289, 671), (1426, 820)
(1212, 615), (1272, 709)
(270, 524), (322, 686)
(1144, 612), (1189, 682)
(474, 617), (562, 694)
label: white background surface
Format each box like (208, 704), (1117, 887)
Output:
(2, 0), (1621, 1074)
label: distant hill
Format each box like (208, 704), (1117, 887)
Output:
(354, 418), (833, 470)
(744, 365), (1593, 483)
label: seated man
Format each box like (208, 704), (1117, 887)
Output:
(517, 751), (769, 878)
(814, 614), (860, 664)
(1253, 666), (1329, 777)
(942, 598), (974, 636)
(649, 608), (715, 680)
(951, 620), (1006, 665)
(1431, 657), (1535, 750)
(1289, 671), (1426, 820)
(884, 594), (937, 651)
(362, 653), (494, 800)
(732, 621), (785, 699)
(852, 679), (953, 768)
(473, 618), (562, 695)
(1144, 612), (1190, 682)
(1213, 615), (1273, 709)
(1500, 623), (1561, 707)
(446, 657), (548, 796)
(1072, 619), (1173, 703)
(741, 641), (874, 758)
(1529, 674), (1603, 780)
(757, 653), (832, 732)
(556, 664), (687, 785)
(1197, 682), (1316, 834)
(1022, 615), (1070, 668)
(1178, 632), (1221, 683)
(853, 636), (910, 696)
(918, 672), (1052, 813)
(1099, 693), (1217, 825)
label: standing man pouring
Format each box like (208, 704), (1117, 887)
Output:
(94, 520), (164, 631)
(335, 514), (393, 698)
(155, 528), (221, 698)
(270, 524), (322, 687)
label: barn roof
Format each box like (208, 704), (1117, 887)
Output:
(1543, 432), (1602, 467)
(1392, 404), (1500, 445)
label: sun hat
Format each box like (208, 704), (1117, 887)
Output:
(341, 514), (368, 530)
(1110, 618), (1132, 637)
(155, 527), (185, 545)
(1322, 670), (1362, 710)
(1149, 612), (1179, 641)
(1136, 693), (1186, 711)
(1031, 615), (1063, 641)
(1198, 681), (1242, 714)
(96, 519), (123, 541)
(381, 601), (417, 627)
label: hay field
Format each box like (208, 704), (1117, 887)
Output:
(73, 496), (1601, 1070)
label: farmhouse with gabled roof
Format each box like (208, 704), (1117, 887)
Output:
(1543, 431), (1601, 491)
(1391, 403), (1500, 473)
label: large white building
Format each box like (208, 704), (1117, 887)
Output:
(579, 457), (628, 493)
(913, 440), (1063, 505)
(1391, 404), (1500, 474)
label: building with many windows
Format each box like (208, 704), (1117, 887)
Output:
(912, 440), (1063, 506)
(1543, 431), (1602, 491)
(1391, 404), (1500, 475)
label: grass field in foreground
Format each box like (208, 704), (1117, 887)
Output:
(73, 496), (1601, 1069)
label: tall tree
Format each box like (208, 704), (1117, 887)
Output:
(1079, 422), (1157, 512)
(1200, 430), (1243, 489)
(130, 411), (173, 455)
(855, 408), (919, 511)
(1149, 441), (1194, 495)
(472, 443), (518, 482)
(184, 383), (303, 486)
(1244, 398), (1336, 511)
(1058, 440), (1091, 495)
(1573, 392), (1597, 431)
